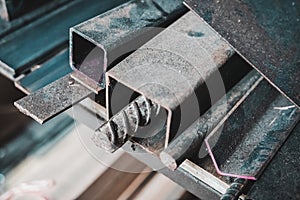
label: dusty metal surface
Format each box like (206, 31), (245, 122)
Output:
(14, 74), (93, 124)
(184, 0), (300, 107)
(0, 0), (127, 80)
(12, 0), (186, 125)
(247, 122), (300, 199)
(15, 49), (72, 94)
(70, 0), (186, 90)
(107, 11), (250, 150)
(160, 70), (262, 171)
(206, 79), (300, 180)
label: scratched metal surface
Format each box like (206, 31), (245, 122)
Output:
(247, 122), (300, 199)
(206, 79), (300, 180)
(184, 0), (300, 107)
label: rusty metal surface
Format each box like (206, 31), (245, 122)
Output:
(159, 70), (262, 171)
(184, 0), (300, 107)
(14, 74), (92, 124)
(70, 0), (186, 90)
(107, 11), (250, 150)
(205, 79), (300, 180)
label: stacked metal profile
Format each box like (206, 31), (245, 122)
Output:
(1, 0), (299, 199)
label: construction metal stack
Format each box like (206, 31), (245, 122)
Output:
(1, 0), (299, 199)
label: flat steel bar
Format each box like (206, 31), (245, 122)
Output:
(0, 0), (127, 80)
(14, 74), (93, 124)
(12, 0), (185, 124)
(160, 70), (263, 171)
(15, 49), (72, 94)
(106, 11), (251, 150)
(184, 0), (300, 107)
(70, 0), (186, 90)
(205, 79), (300, 180)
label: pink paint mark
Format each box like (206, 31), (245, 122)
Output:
(205, 139), (257, 181)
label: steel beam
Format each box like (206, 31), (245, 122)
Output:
(106, 11), (251, 150)
(13, 0), (186, 124)
(70, 0), (186, 91)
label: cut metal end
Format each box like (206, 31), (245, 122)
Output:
(92, 129), (118, 153)
(14, 101), (45, 124)
(159, 151), (178, 171)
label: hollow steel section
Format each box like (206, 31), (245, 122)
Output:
(106, 11), (250, 150)
(70, 0), (186, 91)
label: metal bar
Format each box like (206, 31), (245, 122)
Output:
(70, 0), (186, 91)
(15, 49), (72, 94)
(14, 74), (93, 124)
(160, 70), (263, 171)
(127, 142), (228, 199)
(106, 11), (251, 150)
(205, 79), (300, 180)
(13, 0), (186, 125)
(0, 0), (127, 80)
(184, 0), (300, 107)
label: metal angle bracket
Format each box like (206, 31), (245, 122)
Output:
(184, 0), (300, 108)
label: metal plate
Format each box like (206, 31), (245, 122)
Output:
(184, 0), (300, 107)
(205, 79), (300, 180)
